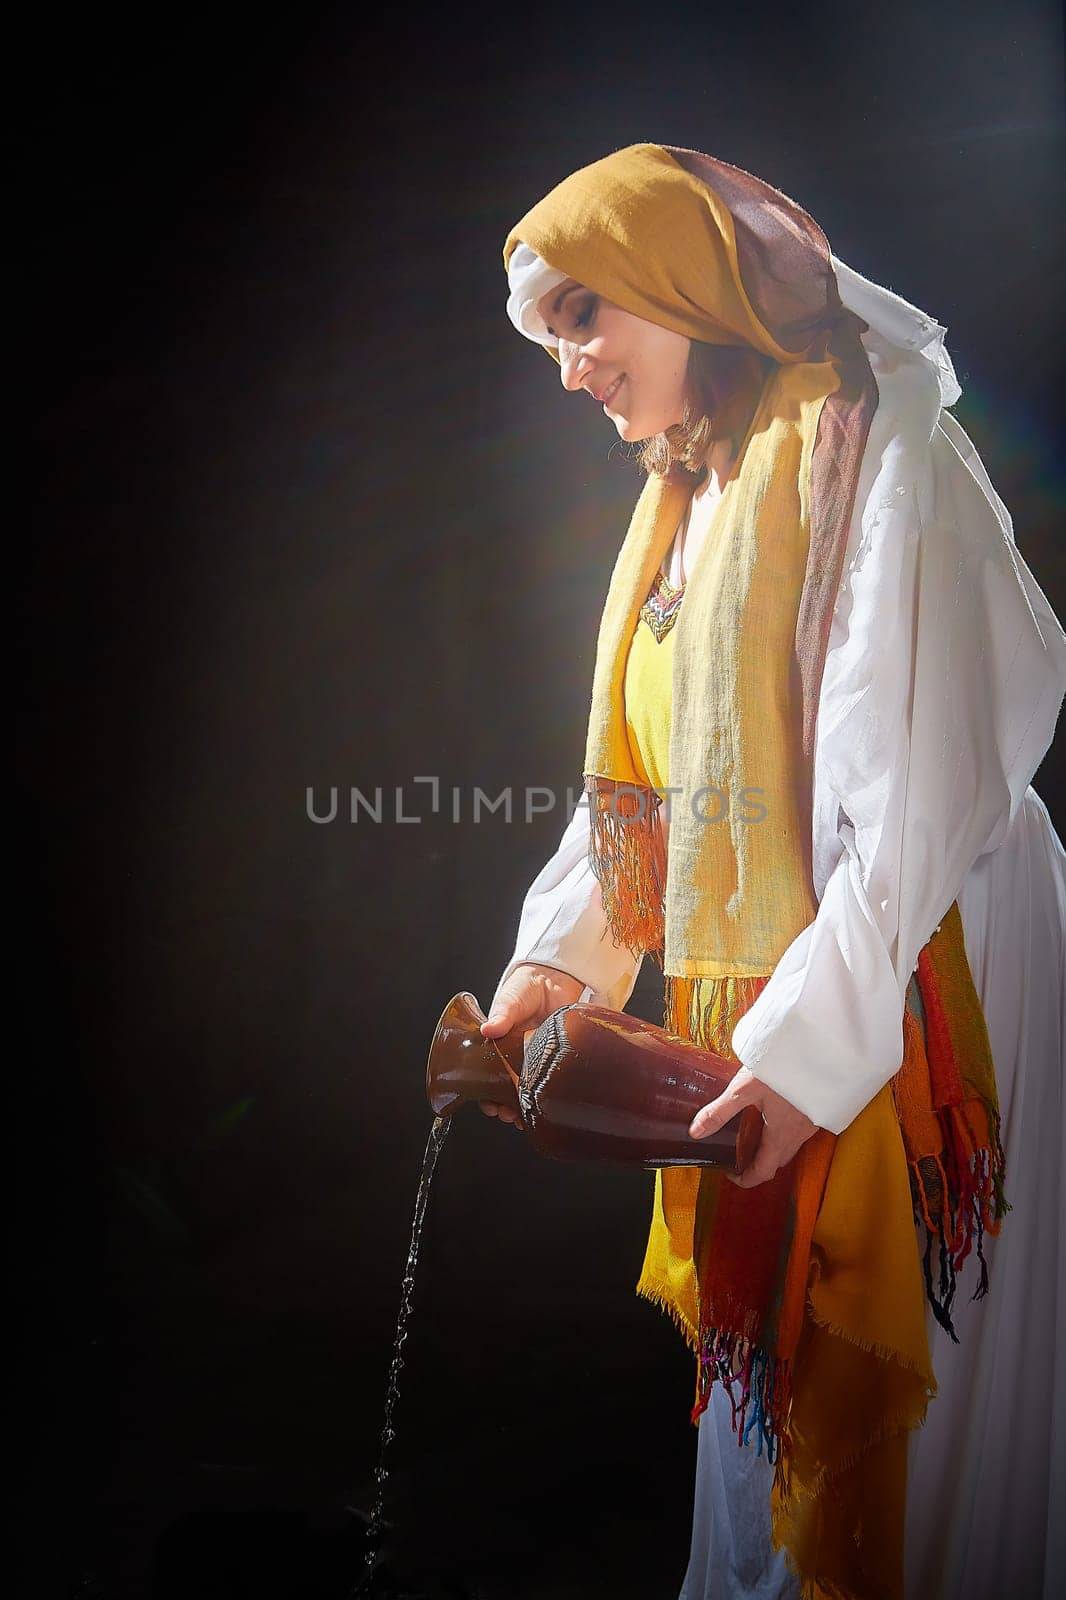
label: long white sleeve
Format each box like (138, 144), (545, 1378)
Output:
(732, 331), (1066, 1133)
(490, 791), (643, 1014)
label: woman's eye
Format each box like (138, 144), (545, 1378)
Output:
(572, 297), (597, 330)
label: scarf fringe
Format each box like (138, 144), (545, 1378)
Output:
(663, 972), (771, 1058)
(804, 1302), (937, 1386)
(634, 1273), (700, 1355)
(584, 776), (667, 961)
(774, 1400), (929, 1512)
(690, 1326), (793, 1465)
(908, 1105), (1009, 1342)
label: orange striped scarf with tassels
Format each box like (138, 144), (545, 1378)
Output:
(636, 920), (1006, 1600)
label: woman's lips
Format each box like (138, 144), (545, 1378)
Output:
(599, 373), (625, 409)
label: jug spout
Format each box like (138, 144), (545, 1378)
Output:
(425, 992), (527, 1118)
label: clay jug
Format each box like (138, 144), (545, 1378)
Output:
(426, 992), (761, 1171)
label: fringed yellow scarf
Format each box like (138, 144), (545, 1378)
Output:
(504, 144), (1006, 1599)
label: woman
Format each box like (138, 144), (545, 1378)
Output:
(478, 144), (1065, 1599)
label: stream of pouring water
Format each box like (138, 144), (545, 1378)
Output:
(347, 1112), (452, 1598)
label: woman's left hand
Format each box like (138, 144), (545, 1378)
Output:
(688, 1068), (817, 1188)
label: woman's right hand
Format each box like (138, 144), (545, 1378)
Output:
(478, 963), (586, 1127)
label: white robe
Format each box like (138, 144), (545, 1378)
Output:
(491, 263), (1066, 1596)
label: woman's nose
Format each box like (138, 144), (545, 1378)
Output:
(559, 341), (591, 393)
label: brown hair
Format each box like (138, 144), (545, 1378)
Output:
(639, 342), (775, 480)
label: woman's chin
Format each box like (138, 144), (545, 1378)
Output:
(612, 413), (671, 443)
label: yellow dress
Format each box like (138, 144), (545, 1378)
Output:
(622, 564), (707, 1344)
(623, 567), (682, 793)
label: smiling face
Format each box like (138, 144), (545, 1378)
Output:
(536, 278), (692, 441)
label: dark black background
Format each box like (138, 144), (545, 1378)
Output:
(19, 2), (1064, 1596)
